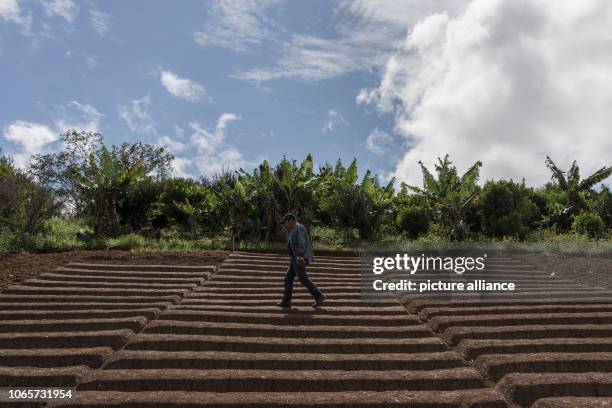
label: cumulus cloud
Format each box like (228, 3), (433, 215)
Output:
(55, 101), (103, 133)
(158, 114), (243, 177)
(118, 95), (155, 134)
(41, 0), (79, 23)
(90, 9), (110, 36)
(160, 70), (206, 101)
(322, 109), (348, 133)
(0, 0), (30, 28)
(3, 121), (57, 166)
(361, 0), (612, 187)
(168, 114), (243, 177)
(194, 0), (280, 52)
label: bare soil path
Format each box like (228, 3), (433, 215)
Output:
(0, 251), (610, 407)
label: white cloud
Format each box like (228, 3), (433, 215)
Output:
(366, 128), (394, 155)
(194, 0), (280, 52)
(41, 0), (79, 23)
(118, 95), (155, 134)
(160, 70), (206, 102)
(233, 1), (467, 83)
(55, 101), (103, 133)
(322, 109), (349, 133)
(235, 35), (373, 82)
(339, 0), (465, 29)
(157, 135), (187, 153)
(167, 113), (243, 177)
(171, 156), (194, 179)
(89, 9), (110, 36)
(362, 0), (612, 187)
(3, 121), (57, 166)
(190, 113), (240, 154)
(0, 0), (31, 28)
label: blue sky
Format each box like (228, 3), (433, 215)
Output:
(0, 0), (404, 179)
(2, 0), (611, 186)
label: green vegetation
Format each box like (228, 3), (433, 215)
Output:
(1, 131), (611, 255)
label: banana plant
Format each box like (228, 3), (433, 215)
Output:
(218, 177), (251, 251)
(240, 160), (280, 241)
(408, 155), (482, 240)
(158, 178), (217, 238)
(545, 156), (612, 228)
(359, 170), (395, 239)
(74, 146), (145, 235)
(273, 155), (315, 213)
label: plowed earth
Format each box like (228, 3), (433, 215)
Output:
(0, 251), (610, 407)
(0, 250), (229, 290)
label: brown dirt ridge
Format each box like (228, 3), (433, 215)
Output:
(0, 251), (610, 407)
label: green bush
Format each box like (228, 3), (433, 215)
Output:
(396, 205), (431, 239)
(592, 187), (612, 229)
(479, 179), (539, 239)
(0, 154), (59, 237)
(572, 212), (606, 238)
(155, 178), (217, 238)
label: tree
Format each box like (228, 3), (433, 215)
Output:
(156, 178), (217, 239)
(119, 178), (165, 233)
(572, 212), (606, 238)
(318, 158), (362, 240)
(0, 150), (59, 238)
(239, 160), (281, 241)
(317, 159), (392, 240)
(358, 170), (395, 239)
(273, 155), (316, 227)
(544, 156), (612, 229)
(30, 131), (174, 235)
(395, 185), (432, 239)
(479, 179), (539, 239)
(592, 187), (612, 229)
(408, 155), (482, 240)
(223, 178), (251, 250)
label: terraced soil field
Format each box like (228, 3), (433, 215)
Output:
(0, 251), (610, 407)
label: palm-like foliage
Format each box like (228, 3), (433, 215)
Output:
(317, 159), (394, 240)
(273, 155), (316, 222)
(408, 155), (482, 240)
(156, 178), (217, 238)
(545, 156), (612, 228)
(30, 131), (174, 236)
(240, 160), (280, 241)
(359, 170), (395, 239)
(75, 147), (146, 235)
(224, 178), (250, 250)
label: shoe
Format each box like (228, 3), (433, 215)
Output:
(277, 301), (291, 309)
(313, 294), (326, 308)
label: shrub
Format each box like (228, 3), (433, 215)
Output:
(592, 187), (612, 229)
(119, 178), (164, 232)
(396, 205), (431, 239)
(572, 212), (606, 238)
(0, 153), (59, 239)
(479, 179), (539, 239)
(155, 178), (217, 238)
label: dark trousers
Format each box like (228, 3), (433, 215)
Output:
(282, 257), (322, 304)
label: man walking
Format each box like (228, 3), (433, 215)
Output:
(277, 213), (325, 309)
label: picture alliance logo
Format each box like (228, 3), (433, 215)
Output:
(372, 253), (488, 275)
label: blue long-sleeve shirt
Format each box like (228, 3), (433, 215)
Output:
(287, 222), (314, 262)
